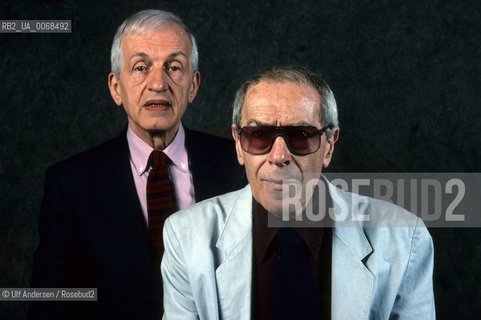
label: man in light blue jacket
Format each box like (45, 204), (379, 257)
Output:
(161, 65), (435, 320)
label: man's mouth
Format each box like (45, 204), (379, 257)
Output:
(262, 179), (287, 191)
(144, 99), (172, 110)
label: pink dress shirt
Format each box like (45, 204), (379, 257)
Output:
(126, 125), (196, 224)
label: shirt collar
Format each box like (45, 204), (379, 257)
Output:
(163, 124), (189, 172)
(252, 198), (324, 263)
(252, 199), (278, 263)
(126, 124), (189, 176)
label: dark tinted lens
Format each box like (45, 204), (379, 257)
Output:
(240, 127), (277, 154)
(239, 126), (323, 155)
(285, 126), (320, 155)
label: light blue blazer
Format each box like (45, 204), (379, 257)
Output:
(162, 182), (435, 320)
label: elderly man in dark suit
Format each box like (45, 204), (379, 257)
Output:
(28, 9), (244, 320)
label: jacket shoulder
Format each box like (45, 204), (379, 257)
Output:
(167, 188), (245, 231)
(46, 132), (126, 177)
(334, 186), (422, 228)
(332, 186), (432, 260)
(185, 127), (233, 147)
(185, 128), (236, 167)
(184, 128), (237, 160)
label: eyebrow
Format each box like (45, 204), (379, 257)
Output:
(128, 51), (188, 62)
(244, 120), (270, 126)
(165, 51), (188, 61)
(244, 119), (315, 126)
(130, 52), (150, 61)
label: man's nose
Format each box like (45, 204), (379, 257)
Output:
(267, 136), (291, 166)
(148, 67), (168, 92)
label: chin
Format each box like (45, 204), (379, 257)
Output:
(260, 199), (285, 216)
(146, 121), (177, 132)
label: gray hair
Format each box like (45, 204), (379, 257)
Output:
(232, 65), (339, 135)
(110, 9), (199, 77)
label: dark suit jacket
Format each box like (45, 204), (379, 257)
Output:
(28, 126), (246, 320)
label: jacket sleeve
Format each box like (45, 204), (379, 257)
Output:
(390, 218), (436, 319)
(161, 218), (199, 320)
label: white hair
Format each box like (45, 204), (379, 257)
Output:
(110, 9), (198, 77)
(232, 65), (339, 135)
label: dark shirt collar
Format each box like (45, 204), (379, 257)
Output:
(252, 198), (324, 263)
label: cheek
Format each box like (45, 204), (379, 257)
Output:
(243, 156), (264, 184)
(298, 156), (324, 179)
(123, 79), (147, 100)
(243, 159), (256, 180)
(174, 82), (189, 97)
(119, 83), (134, 103)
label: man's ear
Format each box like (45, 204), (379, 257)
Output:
(188, 71), (201, 103)
(322, 127), (340, 168)
(108, 72), (122, 106)
(231, 124), (245, 166)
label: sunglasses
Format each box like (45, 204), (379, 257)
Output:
(236, 125), (332, 156)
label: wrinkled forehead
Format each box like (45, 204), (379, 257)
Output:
(120, 23), (192, 51)
(121, 22), (191, 44)
(121, 20), (184, 38)
(241, 80), (322, 126)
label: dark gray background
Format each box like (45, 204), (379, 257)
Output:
(1, 0), (480, 318)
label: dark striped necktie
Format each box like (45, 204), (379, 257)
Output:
(147, 150), (178, 265)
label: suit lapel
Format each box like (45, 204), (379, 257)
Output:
(93, 132), (152, 282)
(215, 186), (253, 320)
(329, 183), (374, 320)
(183, 125), (207, 201)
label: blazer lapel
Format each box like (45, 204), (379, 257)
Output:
(329, 183), (374, 320)
(215, 186), (253, 320)
(93, 132), (152, 283)
(183, 125), (205, 201)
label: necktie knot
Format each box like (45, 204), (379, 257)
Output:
(275, 228), (303, 248)
(149, 150), (169, 169)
